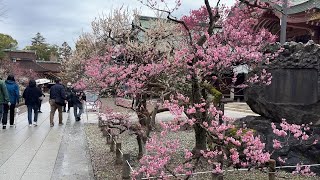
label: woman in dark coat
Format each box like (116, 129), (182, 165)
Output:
(22, 80), (42, 126)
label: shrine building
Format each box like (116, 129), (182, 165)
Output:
(256, 0), (320, 43)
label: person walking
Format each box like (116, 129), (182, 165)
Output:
(62, 84), (67, 112)
(49, 79), (66, 127)
(37, 84), (45, 113)
(22, 79), (42, 126)
(2, 75), (20, 129)
(66, 82), (73, 112)
(0, 79), (10, 129)
(70, 88), (86, 121)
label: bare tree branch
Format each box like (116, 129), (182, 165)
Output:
(196, 0), (221, 46)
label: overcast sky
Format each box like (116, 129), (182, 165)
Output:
(0, 0), (235, 49)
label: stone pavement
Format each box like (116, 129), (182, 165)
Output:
(0, 102), (97, 180)
(224, 102), (256, 115)
(0, 98), (256, 180)
(107, 98), (258, 122)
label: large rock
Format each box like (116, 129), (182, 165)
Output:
(245, 41), (320, 125)
(236, 116), (320, 173)
(243, 41), (320, 173)
(245, 85), (320, 125)
(241, 41), (320, 174)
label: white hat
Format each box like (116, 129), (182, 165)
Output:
(67, 82), (72, 86)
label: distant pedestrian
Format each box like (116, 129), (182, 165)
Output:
(70, 88), (86, 121)
(62, 84), (67, 112)
(2, 75), (20, 129)
(37, 84), (45, 113)
(22, 79), (42, 126)
(0, 79), (10, 129)
(49, 79), (66, 127)
(66, 82), (73, 112)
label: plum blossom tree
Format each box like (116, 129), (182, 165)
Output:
(60, 32), (103, 83)
(134, 0), (278, 151)
(80, 0), (318, 178)
(81, 7), (187, 158)
(0, 57), (38, 82)
(83, 0), (272, 148)
(62, 9), (145, 84)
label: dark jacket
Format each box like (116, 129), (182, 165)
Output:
(70, 89), (86, 105)
(0, 80), (9, 104)
(23, 80), (42, 106)
(5, 80), (20, 104)
(66, 87), (73, 106)
(66, 87), (72, 100)
(49, 83), (66, 102)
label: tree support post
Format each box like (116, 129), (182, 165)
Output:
(122, 154), (131, 180)
(268, 159), (276, 180)
(110, 136), (115, 152)
(115, 143), (122, 165)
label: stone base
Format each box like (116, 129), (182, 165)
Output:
(236, 116), (320, 174)
(245, 85), (320, 125)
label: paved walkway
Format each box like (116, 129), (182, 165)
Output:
(0, 98), (256, 180)
(109, 98), (258, 122)
(0, 102), (97, 180)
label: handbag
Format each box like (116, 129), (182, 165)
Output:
(55, 97), (65, 106)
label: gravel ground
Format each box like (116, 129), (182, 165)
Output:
(85, 124), (122, 180)
(85, 124), (319, 180)
(84, 98), (320, 180)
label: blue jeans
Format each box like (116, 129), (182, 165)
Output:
(0, 104), (3, 123)
(27, 105), (39, 125)
(73, 103), (83, 120)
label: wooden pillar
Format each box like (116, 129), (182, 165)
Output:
(110, 136), (115, 152)
(268, 159), (276, 180)
(115, 143), (122, 165)
(122, 154), (131, 180)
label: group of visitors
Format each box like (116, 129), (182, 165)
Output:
(49, 79), (86, 127)
(0, 75), (86, 129)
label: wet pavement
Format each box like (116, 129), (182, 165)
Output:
(0, 101), (97, 180)
(0, 97), (256, 180)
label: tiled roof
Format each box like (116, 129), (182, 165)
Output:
(16, 60), (49, 72)
(291, 0), (309, 6)
(3, 50), (62, 74)
(3, 49), (36, 53)
(4, 50), (37, 61)
(37, 61), (61, 72)
(270, 0), (320, 15)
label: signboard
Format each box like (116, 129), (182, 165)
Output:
(85, 91), (99, 102)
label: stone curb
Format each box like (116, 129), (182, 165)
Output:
(224, 107), (258, 115)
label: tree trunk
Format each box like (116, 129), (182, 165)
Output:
(137, 135), (146, 159)
(135, 94), (150, 159)
(193, 123), (207, 152)
(150, 104), (159, 129)
(191, 73), (207, 152)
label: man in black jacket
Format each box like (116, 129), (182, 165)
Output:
(49, 79), (66, 127)
(70, 88), (86, 121)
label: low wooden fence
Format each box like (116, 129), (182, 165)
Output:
(99, 119), (132, 179)
(98, 117), (317, 180)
